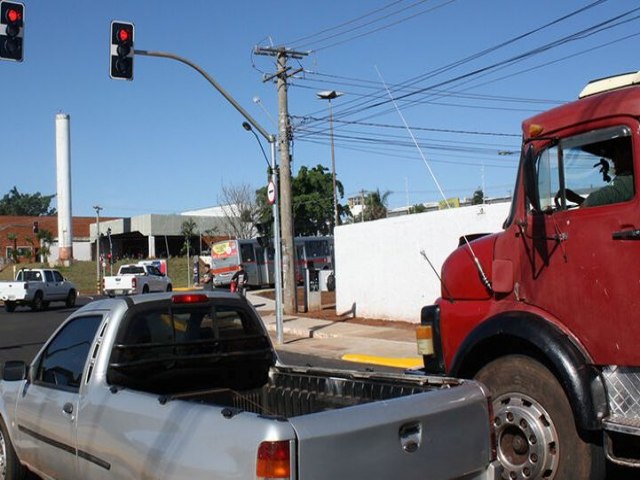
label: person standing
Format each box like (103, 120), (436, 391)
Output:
(200, 264), (214, 291)
(231, 264), (248, 297)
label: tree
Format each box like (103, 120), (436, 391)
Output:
(360, 189), (391, 222)
(218, 183), (260, 239)
(0, 186), (56, 216)
(180, 218), (197, 256)
(256, 164), (347, 236)
(7, 233), (18, 262)
(408, 203), (427, 214)
(37, 228), (54, 263)
(472, 188), (484, 205)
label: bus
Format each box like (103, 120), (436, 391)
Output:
(205, 236), (333, 288)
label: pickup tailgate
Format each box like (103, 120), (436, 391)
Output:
(104, 276), (134, 290)
(290, 380), (494, 480)
(0, 282), (28, 301)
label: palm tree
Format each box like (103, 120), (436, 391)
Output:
(361, 189), (391, 221)
(7, 233), (18, 262)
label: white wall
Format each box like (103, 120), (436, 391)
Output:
(335, 202), (511, 323)
(50, 241), (92, 262)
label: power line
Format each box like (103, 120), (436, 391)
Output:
(292, 115), (520, 138)
(284, 0), (406, 47)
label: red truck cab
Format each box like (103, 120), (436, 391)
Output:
(419, 72), (640, 480)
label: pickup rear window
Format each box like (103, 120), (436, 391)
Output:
(17, 270), (43, 281)
(107, 302), (274, 394)
(119, 266), (145, 274)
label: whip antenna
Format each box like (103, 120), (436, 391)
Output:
(375, 66), (493, 293)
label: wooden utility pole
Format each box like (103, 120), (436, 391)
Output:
(255, 46), (307, 314)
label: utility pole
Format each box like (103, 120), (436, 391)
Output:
(255, 46), (307, 314)
(93, 205), (102, 294)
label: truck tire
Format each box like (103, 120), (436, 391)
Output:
(0, 417), (27, 480)
(30, 292), (43, 312)
(4, 301), (16, 313)
(142, 285), (150, 294)
(166, 284), (173, 292)
(475, 355), (605, 480)
(65, 289), (77, 308)
(326, 273), (335, 292)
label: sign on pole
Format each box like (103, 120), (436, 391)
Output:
(267, 180), (276, 205)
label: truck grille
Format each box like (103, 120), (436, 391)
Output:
(603, 366), (640, 420)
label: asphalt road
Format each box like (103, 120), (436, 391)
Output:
(0, 297), (635, 479)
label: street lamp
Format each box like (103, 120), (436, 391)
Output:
(242, 122), (284, 345)
(252, 96), (277, 127)
(316, 90), (344, 230)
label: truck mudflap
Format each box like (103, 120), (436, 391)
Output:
(290, 381), (496, 480)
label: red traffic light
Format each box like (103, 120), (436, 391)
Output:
(110, 20), (134, 80)
(117, 27), (130, 43)
(6, 7), (20, 23)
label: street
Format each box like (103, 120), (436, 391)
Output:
(0, 297), (635, 479)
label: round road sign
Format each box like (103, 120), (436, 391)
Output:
(267, 181), (276, 205)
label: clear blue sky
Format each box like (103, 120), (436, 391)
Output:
(3, 0), (639, 217)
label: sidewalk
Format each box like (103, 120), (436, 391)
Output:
(247, 291), (423, 369)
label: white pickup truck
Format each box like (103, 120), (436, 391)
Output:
(0, 268), (77, 312)
(0, 292), (498, 480)
(103, 262), (172, 297)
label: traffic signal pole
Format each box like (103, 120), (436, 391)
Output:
(133, 49), (285, 342)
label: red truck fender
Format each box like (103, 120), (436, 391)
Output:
(449, 311), (607, 433)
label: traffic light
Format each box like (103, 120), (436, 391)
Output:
(0, 1), (24, 62)
(110, 21), (134, 80)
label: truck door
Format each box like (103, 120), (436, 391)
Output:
(518, 123), (640, 365)
(14, 314), (103, 479)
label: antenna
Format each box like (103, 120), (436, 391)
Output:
(375, 66), (493, 294)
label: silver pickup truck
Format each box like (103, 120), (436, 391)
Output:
(0, 291), (498, 480)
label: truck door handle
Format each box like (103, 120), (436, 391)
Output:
(612, 229), (640, 240)
(63, 403), (74, 415)
(399, 421), (422, 453)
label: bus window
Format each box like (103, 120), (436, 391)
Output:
(240, 244), (255, 263)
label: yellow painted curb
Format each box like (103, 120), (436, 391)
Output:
(342, 354), (423, 369)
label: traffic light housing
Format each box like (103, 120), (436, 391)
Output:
(110, 20), (134, 80)
(0, 1), (24, 62)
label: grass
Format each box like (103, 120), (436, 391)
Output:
(0, 257), (196, 294)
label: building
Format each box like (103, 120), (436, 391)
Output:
(0, 208), (237, 269)
(0, 215), (108, 268)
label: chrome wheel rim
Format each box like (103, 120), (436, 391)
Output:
(0, 428), (7, 480)
(493, 392), (559, 479)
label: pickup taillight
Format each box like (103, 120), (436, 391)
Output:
(132, 277), (137, 290)
(256, 440), (291, 479)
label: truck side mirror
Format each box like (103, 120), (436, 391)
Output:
(2, 360), (27, 381)
(523, 144), (541, 212)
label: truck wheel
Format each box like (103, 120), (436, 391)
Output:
(326, 273), (335, 292)
(166, 284), (173, 292)
(0, 417), (27, 480)
(475, 355), (605, 480)
(142, 285), (150, 294)
(4, 301), (16, 313)
(65, 289), (77, 308)
(30, 292), (43, 312)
